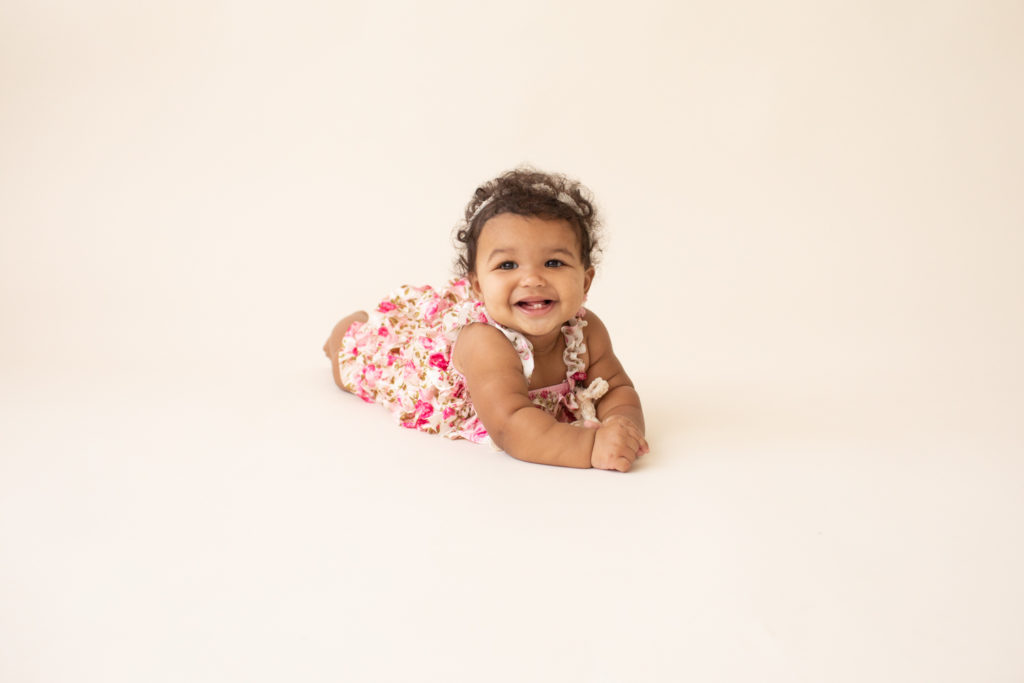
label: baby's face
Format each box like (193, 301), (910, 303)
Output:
(469, 213), (594, 347)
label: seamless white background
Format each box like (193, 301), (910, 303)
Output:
(2, 1), (1023, 681)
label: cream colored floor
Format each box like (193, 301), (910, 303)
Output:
(3, 2), (1023, 681)
(3, 351), (1023, 682)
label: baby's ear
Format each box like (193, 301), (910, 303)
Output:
(583, 267), (595, 294)
(468, 272), (481, 296)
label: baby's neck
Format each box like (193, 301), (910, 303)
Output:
(523, 328), (565, 358)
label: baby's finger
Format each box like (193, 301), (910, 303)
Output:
(618, 432), (643, 458)
(617, 447), (638, 463)
(620, 423), (648, 456)
(614, 456), (632, 472)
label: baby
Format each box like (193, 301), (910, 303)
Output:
(323, 168), (648, 471)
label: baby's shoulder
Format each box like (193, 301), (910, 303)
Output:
(454, 321), (508, 347)
(581, 308), (611, 339)
(580, 308), (614, 357)
(452, 322), (521, 374)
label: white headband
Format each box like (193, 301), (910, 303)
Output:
(470, 185), (581, 223)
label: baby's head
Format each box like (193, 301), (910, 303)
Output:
(455, 167), (601, 277)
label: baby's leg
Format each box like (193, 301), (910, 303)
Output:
(323, 311), (368, 390)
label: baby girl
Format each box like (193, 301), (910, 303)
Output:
(323, 168), (648, 471)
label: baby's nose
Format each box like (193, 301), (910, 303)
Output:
(520, 267), (547, 286)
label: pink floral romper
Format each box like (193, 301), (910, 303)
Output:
(337, 278), (593, 445)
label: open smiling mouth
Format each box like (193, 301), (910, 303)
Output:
(516, 299), (555, 312)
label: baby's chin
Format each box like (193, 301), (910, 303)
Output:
(505, 316), (573, 341)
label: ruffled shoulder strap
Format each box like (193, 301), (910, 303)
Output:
(561, 309), (610, 423)
(485, 323), (537, 380)
(560, 309), (588, 386)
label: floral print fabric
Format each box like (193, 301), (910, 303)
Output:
(337, 278), (591, 444)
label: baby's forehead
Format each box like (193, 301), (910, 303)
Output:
(468, 211), (592, 274)
(478, 213), (581, 249)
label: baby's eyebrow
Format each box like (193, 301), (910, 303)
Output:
(485, 246), (578, 260)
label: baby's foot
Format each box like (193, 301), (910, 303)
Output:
(323, 312), (367, 390)
(321, 335), (340, 386)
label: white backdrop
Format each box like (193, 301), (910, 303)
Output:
(2, 1), (1023, 681)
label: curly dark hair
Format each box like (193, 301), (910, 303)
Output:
(454, 167), (601, 275)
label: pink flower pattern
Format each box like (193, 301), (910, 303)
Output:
(336, 278), (591, 444)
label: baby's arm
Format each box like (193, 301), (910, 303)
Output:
(583, 312), (646, 433)
(454, 321), (647, 471)
(580, 312), (649, 469)
(454, 324), (599, 469)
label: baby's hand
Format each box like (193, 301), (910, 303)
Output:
(588, 415), (649, 472)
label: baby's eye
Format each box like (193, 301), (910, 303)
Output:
(545, 259), (565, 268)
(497, 261), (517, 270)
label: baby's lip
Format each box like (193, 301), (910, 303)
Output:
(515, 296), (556, 305)
(514, 297), (557, 314)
